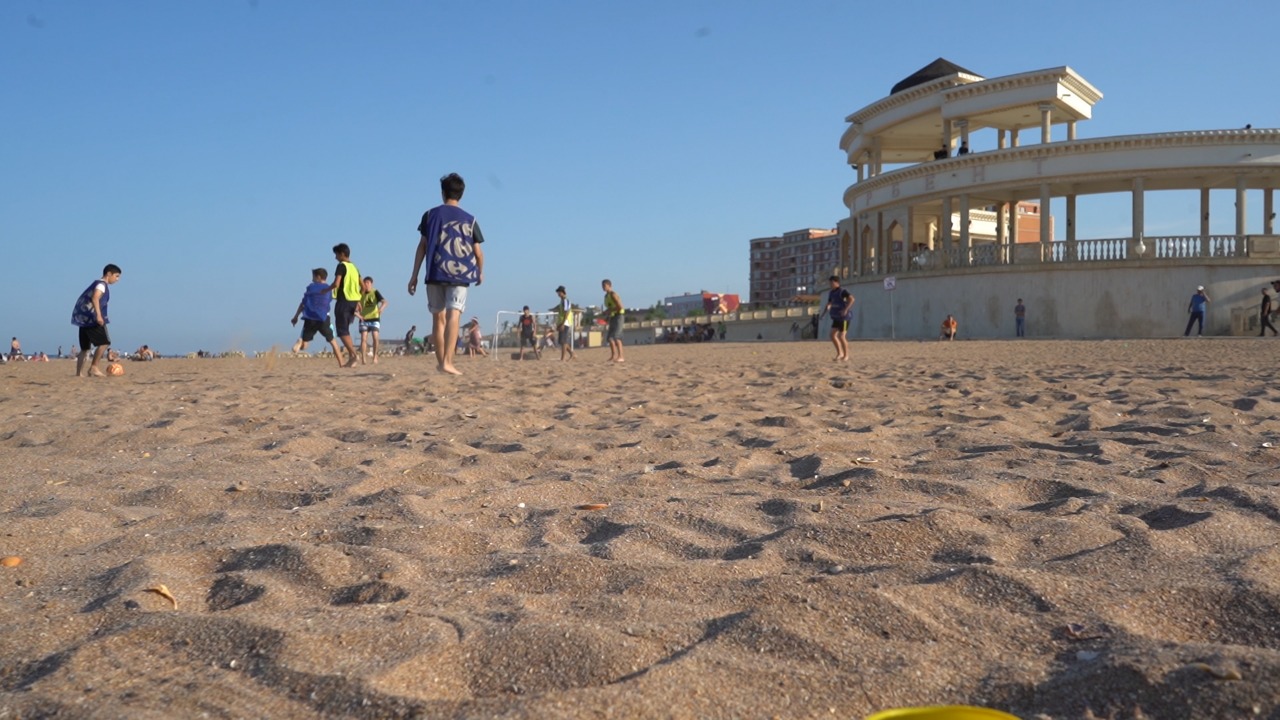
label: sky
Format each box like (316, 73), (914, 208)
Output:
(3, 0), (1278, 356)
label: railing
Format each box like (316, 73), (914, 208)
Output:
(860, 235), (1253, 276)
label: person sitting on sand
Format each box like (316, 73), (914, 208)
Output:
(939, 314), (958, 341)
(132, 344), (155, 360)
(464, 318), (488, 357)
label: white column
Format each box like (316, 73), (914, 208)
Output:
(996, 202), (1007, 262)
(900, 212), (912, 271)
(1008, 202), (1020, 264)
(957, 119), (970, 153)
(1067, 121), (1077, 141)
(941, 198), (953, 266)
(1066, 194), (1077, 260)
(997, 129), (1007, 149)
(905, 210), (916, 270)
(959, 194), (971, 264)
(1039, 183), (1051, 261)
(1236, 175), (1248, 238)
(1039, 104), (1053, 143)
(877, 212), (886, 273)
(1266, 189), (1275, 235)
(854, 227), (863, 276)
(1200, 187), (1211, 256)
(1132, 177), (1146, 256)
(1010, 129), (1020, 148)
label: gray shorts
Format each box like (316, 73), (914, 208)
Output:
(606, 314), (624, 341)
(360, 319), (381, 332)
(426, 284), (468, 314)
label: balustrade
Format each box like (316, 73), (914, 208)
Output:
(851, 235), (1250, 279)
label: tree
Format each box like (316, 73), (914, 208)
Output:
(644, 303), (667, 321)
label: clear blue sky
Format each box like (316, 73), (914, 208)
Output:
(3, 1), (1276, 356)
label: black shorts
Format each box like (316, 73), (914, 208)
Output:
(830, 319), (849, 333)
(520, 332), (536, 348)
(78, 324), (111, 349)
(333, 299), (357, 338)
(301, 318), (334, 343)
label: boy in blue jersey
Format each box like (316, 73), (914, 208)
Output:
(408, 173), (486, 376)
(291, 268), (344, 366)
(824, 275), (854, 362)
(71, 263), (122, 377)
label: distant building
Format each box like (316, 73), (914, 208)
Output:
(662, 292), (714, 317)
(749, 228), (839, 306)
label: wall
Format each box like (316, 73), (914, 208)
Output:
(842, 260), (1280, 339)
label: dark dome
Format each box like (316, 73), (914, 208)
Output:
(890, 58), (982, 95)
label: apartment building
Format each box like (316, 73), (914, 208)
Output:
(749, 228), (839, 306)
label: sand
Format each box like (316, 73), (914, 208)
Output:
(2, 340), (1279, 719)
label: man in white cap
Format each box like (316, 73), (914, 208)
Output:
(1184, 285), (1210, 336)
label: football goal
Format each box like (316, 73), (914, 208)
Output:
(491, 310), (573, 359)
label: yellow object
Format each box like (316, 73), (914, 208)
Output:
(866, 706), (1019, 720)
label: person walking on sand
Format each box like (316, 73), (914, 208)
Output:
(1014, 298), (1026, 337)
(602, 279), (625, 363)
(939, 314), (958, 341)
(408, 173), (486, 376)
(71, 263), (122, 377)
(823, 275), (854, 361)
(328, 243), (361, 367)
(554, 285), (576, 361)
(517, 306), (540, 360)
(291, 268), (345, 365)
(8, 337), (20, 361)
(357, 276), (388, 364)
(1185, 285), (1210, 336)
(1261, 287), (1278, 337)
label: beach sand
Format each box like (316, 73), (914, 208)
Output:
(2, 340), (1279, 719)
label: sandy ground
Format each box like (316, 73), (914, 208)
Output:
(2, 339), (1280, 719)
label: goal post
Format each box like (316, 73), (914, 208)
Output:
(492, 310), (562, 359)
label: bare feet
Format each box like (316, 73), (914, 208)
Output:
(438, 363), (462, 376)
(89, 367), (106, 377)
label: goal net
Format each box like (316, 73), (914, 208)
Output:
(492, 310), (567, 359)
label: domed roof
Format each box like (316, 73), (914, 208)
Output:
(890, 58), (982, 94)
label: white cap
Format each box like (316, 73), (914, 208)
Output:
(1197, 285), (1204, 290)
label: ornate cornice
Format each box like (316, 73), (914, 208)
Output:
(843, 129), (1280, 209)
(843, 73), (984, 125)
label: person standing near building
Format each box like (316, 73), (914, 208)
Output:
(1014, 298), (1026, 337)
(823, 275), (854, 362)
(1261, 287), (1278, 337)
(1184, 285), (1210, 337)
(408, 173), (486, 376)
